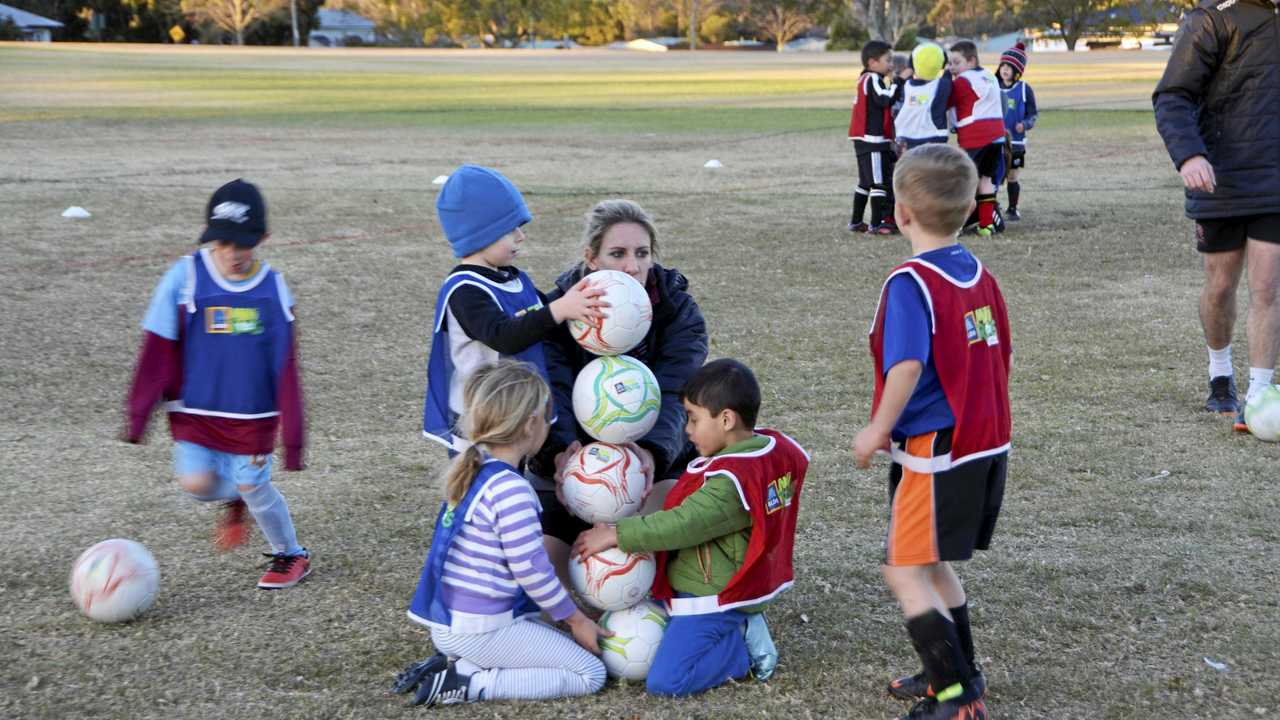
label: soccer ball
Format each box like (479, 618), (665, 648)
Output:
(569, 547), (655, 611)
(1245, 384), (1280, 441)
(568, 270), (653, 356)
(599, 599), (669, 680)
(572, 355), (660, 444)
(69, 539), (160, 623)
(561, 442), (649, 523)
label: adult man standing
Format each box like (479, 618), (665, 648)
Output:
(1153, 0), (1280, 432)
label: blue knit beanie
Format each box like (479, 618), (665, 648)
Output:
(436, 165), (532, 258)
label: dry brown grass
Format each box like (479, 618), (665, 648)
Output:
(1, 45), (1275, 720)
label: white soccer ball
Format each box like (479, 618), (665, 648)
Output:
(569, 547), (655, 611)
(568, 270), (653, 356)
(572, 355), (660, 444)
(1245, 384), (1280, 442)
(599, 599), (669, 680)
(562, 442), (649, 523)
(69, 539), (160, 623)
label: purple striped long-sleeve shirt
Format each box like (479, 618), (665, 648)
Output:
(441, 468), (578, 622)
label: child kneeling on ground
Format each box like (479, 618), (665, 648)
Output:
(574, 359), (810, 696)
(395, 360), (609, 707)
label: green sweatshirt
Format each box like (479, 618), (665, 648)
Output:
(615, 435), (767, 610)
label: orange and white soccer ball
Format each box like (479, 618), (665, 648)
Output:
(561, 442), (649, 523)
(569, 547), (655, 611)
(69, 539), (159, 623)
(568, 270), (653, 356)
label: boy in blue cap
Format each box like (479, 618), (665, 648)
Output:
(423, 165), (606, 454)
(125, 179), (311, 589)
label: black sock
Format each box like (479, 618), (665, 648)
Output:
(870, 194), (887, 226)
(949, 603), (976, 671)
(905, 610), (975, 702)
(1008, 181), (1021, 211)
(852, 188), (869, 224)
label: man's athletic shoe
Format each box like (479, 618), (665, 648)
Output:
(848, 222), (870, 233)
(413, 662), (472, 707)
(1006, 208), (1021, 221)
(888, 669), (986, 701)
(257, 551), (311, 589)
(392, 653), (449, 695)
(1205, 375), (1240, 414)
(1235, 408), (1250, 433)
(900, 697), (988, 720)
(214, 499), (249, 552)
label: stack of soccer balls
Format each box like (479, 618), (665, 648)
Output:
(562, 270), (670, 681)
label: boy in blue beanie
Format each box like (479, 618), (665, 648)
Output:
(423, 165), (606, 453)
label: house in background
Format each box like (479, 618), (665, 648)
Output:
(308, 9), (376, 47)
(0, 2), (63, 41)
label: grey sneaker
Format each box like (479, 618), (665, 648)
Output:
(744, 612), (778, 681)
(1206, 375), (1239, 414)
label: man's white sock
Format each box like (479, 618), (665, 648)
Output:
(1246, 367), (1274, 404)
(1208, 345), (1233, 380)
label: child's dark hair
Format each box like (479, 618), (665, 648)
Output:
(681, 358), (760, 429)
(861, 41), (893, 68)
(950, 40), (979, 64)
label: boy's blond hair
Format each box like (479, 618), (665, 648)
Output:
(892, 145), (979, 237)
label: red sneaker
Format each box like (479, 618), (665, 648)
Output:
(257, 551), (311, 589)
(214, 499), (249, 552)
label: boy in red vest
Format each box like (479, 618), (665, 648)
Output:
(947, 41), (1007, 237)
(573, 359), (809, 696)
(854, 145), (1011, 720)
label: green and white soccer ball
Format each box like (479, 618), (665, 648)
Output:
(572, 355), (660, 444)
(599, 599), (669, 680)
(1244, 384), (1280, 442)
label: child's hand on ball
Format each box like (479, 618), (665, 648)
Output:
(550, 277), (609, 323)
(566, 610), (614, 655)
(852, 425), (891, 469)
(572, 523), (618, 559)
(624, 443), (655, 492)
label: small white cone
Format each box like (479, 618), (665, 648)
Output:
(62, 206), (91, 219)
(432, 175), (449, 186)
(703, 159), (722, 169)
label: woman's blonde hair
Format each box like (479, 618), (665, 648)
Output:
(579, 199), (659, 268)
(892, 144), (979, 237)
(444, 360), (550, 505)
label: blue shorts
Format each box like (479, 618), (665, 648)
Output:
(173, 441), (273, 487)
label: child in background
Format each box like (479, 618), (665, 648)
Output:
(947, 41), (1007, 237)
(124, 179), (311, 589)
(849, 41), (906, 235)
(397, 360), (609, 708)
(895, 42), (953, 151)
(853, 145), (1011, 720)
(997, 42), (1038, 221)
(423, 164), (606, 453)
(574, 359), (809, 696)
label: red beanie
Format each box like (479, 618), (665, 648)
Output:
(1000, 41), (1028, 75)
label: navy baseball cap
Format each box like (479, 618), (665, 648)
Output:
(199, 179), (268, 247)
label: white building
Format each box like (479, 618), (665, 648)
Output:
(308, 9), (375, 47)
(0, 2), (62, 42)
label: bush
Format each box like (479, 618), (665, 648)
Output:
(894, 28), (917, 51)
(0, 18), (24, 40)
(826, 10), (868, 52)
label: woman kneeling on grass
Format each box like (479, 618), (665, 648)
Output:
(392, 360), (610, 708)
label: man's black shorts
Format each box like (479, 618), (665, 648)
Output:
(966, 143), (1004, 180)
(1195, 214), (1280, 253)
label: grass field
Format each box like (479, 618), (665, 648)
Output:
(2, 43), (1276, 720)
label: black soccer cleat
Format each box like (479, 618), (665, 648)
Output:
(888, 669), (986, 701)
(1206, 375), (1240, 415)
(391, 652), (448, 695)
(900, 697), (988, 720)
(1005, 208), (1021, 221)
(412, 662), (471, 707)
(848, 221), (870, 233)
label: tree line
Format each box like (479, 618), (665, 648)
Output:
(5, 0), (1187, 51)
